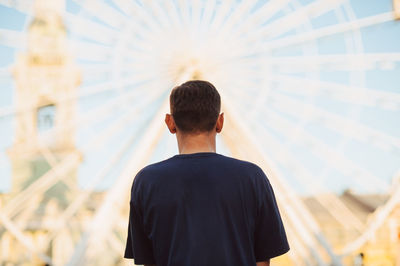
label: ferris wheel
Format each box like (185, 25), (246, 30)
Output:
(0, 0), (400, 265)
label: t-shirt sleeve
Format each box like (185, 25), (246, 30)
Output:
(254, 168), (290, 261)
(124, 177), (155, 264)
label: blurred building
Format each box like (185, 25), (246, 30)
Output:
(303, 189), (400, 265)
(9, 0), (80, 200)
(0, 0), (103, 265)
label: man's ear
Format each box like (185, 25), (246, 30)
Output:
(165, 114), (177, 134)
(216, 113), (224, 133)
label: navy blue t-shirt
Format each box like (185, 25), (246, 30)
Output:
(124, 152), (289, 266)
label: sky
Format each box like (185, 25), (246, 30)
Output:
(0, 0), (399, 195)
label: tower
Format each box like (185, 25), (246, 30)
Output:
(7, 0), (81, 204)
(3, 1), (82, 263)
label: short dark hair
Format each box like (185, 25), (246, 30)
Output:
(170, 80), (221, 133)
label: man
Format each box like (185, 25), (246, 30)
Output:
(124, 80), (289, 266)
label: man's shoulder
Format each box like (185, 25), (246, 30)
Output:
(135, 154), (265, 182)
(136, 157), (174, 177)
(220, 155), (262, 170)
(220, 156), (268, 185)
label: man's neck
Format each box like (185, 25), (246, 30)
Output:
(176, 131), (217, 154)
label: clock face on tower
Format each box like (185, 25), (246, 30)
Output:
(37, 104), (56, 133)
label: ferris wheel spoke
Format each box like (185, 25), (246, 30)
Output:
(66, 14), (118, 46)
(271, 74), (400, 110)
(225, 86), (388, 192)
(51, 78), (163, 177)
(221, 95), (339, 264)
(0, 212), (53, 265)
(251, 120), (366, 232)
(241, 105), (368, 231)
(190, 0), (203, 29)
(177, 0), (192, 28)
(280, 210), (321, 263)
(106, 231), (126, 256)
(142, 0), (172, 30)
(39, 107), (150, 249)
(280, 209), (320, 263)
(71, 0), (125, 30)
(270, 91), (400, 152)
(111, 0), (158, 31)
(74, 41), (156, 68)
(80, 64), (111, 81)
(230, 0), (291, 40)
(8, 194), (44, 237)
(123, 37), (162, 55)
(109, 0), (155, 26)
(224, 91), (381, 262)
(1, 78), (120, 119)
(0, 28), (24, 48)
(160, 1), (182, 29)
(70, 41), (113, 62)
(0, 0), (33, 13)
(201, 0), (217, 28)
(262, 94), (390, 191)
(0, 65), (11, 79)
(67, 98), (170, 265)
(217, 0), (255, 37)
(57, 80), (158, 133)
(135, 2), (166, 32)
(108, 0), (132, 16)
(266, 12), (395, 50)
(230, 12), (394, 58)
(208, 0), (233, 33)
(0, 83), (166, 221)
(82, 65), (158, 85)
(0, 106), (13, 118)
(12, 146), (74, 231)
(242, 0), (346, 43)
(0, 75), (155, 119)
(108, 7), (157, 41)
(274, 195), (327, 263)
(282, 220), (310, 263)
(78, 89), (166, 153)
(119, 0), (166, 35)
(268, 53), (400, 72)
(340, 170), (400, 255)
(221, 120), (324, 263)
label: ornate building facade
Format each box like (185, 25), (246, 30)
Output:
(1, 0), (83, 265)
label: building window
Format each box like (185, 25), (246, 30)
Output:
(37, 104), (56, 132)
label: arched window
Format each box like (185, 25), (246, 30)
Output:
(37, 104), (56, 132)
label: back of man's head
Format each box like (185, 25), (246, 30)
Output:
(170, 80), (221, 134)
